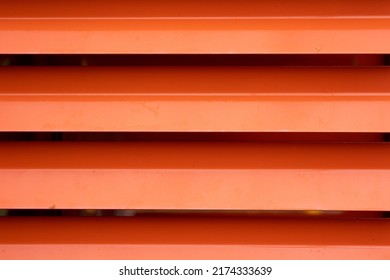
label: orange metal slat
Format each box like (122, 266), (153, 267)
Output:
(2, 0), (389, 18)
(0, 0), (389, 54)
(1, 217), (390, 259)
(1, 142), (390, 210)
(1, 67), (390, 132)
(1, 19), (389, 54)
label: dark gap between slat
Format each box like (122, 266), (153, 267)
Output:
(0, 54), (387, 66)
(0, 132), (386, 143)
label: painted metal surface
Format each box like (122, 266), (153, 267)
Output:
(0, 0), (389, 54)
(2, 0), (389, 18)
(1, 142), (389, 210)
(1, 217), (390, 259)
(1, 67), (390, 132)
(0, 0), (389, 261)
